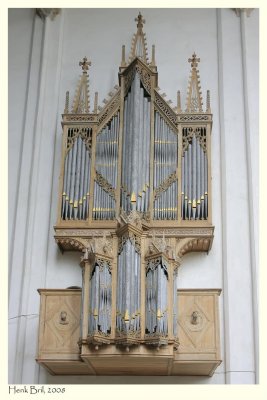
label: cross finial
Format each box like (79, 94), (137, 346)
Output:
(188, 52), (200, 68)
(135, 12), (145, 29)
(79, 56), (91, 74)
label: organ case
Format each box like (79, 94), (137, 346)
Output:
(38, 13), (220, 376)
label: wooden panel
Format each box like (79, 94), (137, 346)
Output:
(39, 360), (94, 375)
(37, 289), (221, 376)
(175, 289), (221, 361)
(171, 360), (221, 376)
(37, 289), (81, 360)
(87, 356), (170, 376)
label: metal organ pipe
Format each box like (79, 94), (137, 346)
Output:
(173, 268), (178, 337)
(204, 150), (208, 218)
(181, 128), (208, 220)
(153, 112), (178, 220)
(116, 239), (141, 335)
(196, 137), (200, 219)
(93, 113), (119, 220)
(145, 259), (168, 336)
(78, 140), (85, 219)
(73, 137), (81, 219)
(89, 262), (112, 335)
(61, 130), (91, 220)
(121, 72), (151, 214)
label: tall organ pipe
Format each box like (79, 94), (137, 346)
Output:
(89, 262), (112, 335)
(153, 112), (178, 220)
(121, 72), (151, 214)
(145, 259), (168, 336)
(61, 132), (91, 220)
(181, 128), (208, 220)
(93, 113), (119, 220)
(116, 239), (141, 334)
(173, 268), (178, 337)
(78, 141), (85, 219)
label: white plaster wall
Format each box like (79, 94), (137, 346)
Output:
(8, 8), (258, 385)
(8, 8), (36, 271)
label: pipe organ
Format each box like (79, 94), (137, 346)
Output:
(121, 73), (151, 213)
(154, 111), (178, 220)
(94, 113), (119, 220)
(61, 127), (92, 220)
(38, 13), (221, 376)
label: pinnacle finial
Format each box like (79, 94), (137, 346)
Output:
(177, 90), (181, 113)
(94, 92), (98, 114)
(188, 52), (200, 68)
(121, 45), (126, 67)
(79, 56), (91, 74)
(151, 44), (156, 66)
(64, 91), (69, 114)
(135, 12), (145, 29)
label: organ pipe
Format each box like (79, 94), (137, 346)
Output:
(121, 72), (151, 213)
(93, 113), (119, 220)
(89, 261), (112, 335)
(116, 238), (141, 334)
(153, 112), (178, 220)
(181, 128), (208, 220)
(173, 268), (178, 337)
(61, 130), (91, 220)
(145, 257), (168, 336)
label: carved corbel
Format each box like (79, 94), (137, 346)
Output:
(55, 237), (88, 252)
(177, 237), (211, 258)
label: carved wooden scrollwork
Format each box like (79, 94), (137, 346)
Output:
(65, 115), (96, 122)
(179, 114), (209, 122)
(154, 91), (177, 129)
(154, 172), (177, 200)
(118, 231), (141, 255)
(95, 170), (115, 198)
(66, 126), (92, 152)
(117, 210), (144, 230)
(124, 64), (137, 95)
(182, 126), (207, 153)
(177, 237), (211, 257)
(55, 237), (87, 251)
(98, 91), (120, 129)
(136, 64), (151, 94)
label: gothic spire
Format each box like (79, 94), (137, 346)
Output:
(185, 52), (203, 113)
(128, 12), (149, 64)
(72, 56), (91, 113)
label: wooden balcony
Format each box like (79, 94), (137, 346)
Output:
(36, 288), (221, 376)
